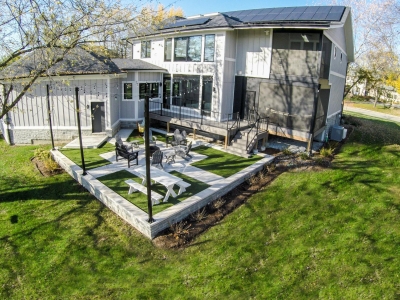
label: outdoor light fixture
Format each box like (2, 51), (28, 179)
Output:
(301, 34), (309, 42)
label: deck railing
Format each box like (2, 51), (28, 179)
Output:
(149, 100), (240, 130)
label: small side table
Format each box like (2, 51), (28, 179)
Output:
(164, 150), (176, 164)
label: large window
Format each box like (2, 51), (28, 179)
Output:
(204, 35), (215, 62)
(202, 76), (213, 114)
(139, 83), (159, 99)
(174, 36), (202, 62)
(164, 38), (172, 61)
(123, 82), (133, 100)
(172, 75), (200, 108)
(141, 41), (151, 58)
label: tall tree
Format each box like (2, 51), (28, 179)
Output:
(0, 0), (154, 120)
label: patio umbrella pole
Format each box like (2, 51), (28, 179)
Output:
(145, 95), (154, 223)
(75, 87), (87, 176)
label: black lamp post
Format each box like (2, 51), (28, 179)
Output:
(46, 84), (55, 150)
(144, 94), (154, 223)
(75, 87), (87, 176)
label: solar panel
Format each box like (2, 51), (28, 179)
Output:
(223, 6), (345, 23)
(163, 17), (210, 29)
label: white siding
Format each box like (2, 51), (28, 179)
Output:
(236, 29), (272, 79)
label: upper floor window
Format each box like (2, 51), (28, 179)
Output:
(164, 38), (172, 61)
(174, 36), (202, 62)
(204, 35), (215, 62)
(123, 82), (133, 100)
(141, 41), (151, 58)
(139, 82), (159, 99)
(334, 46), (337, 58)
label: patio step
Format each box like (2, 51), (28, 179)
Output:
(227, 130), (258, 158)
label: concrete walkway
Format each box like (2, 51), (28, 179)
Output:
(343, 105), (400, 123)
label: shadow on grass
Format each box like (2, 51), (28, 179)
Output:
(98, 169), (210, 215)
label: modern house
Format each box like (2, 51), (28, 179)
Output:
(1, 6), (354, 153)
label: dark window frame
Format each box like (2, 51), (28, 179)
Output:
(174, 35), (202, 62)
(139, 82), (160, 99)
(141, 41), (151, 58)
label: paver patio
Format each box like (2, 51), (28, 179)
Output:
(52, 129), (275, 239)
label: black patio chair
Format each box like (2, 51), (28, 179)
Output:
(151, 149), (164, 169)
(175, 141), (192, 161)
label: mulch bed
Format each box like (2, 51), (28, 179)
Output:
(31, 157), (64, 177)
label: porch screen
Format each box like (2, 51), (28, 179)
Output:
(139, 83), (159, 99)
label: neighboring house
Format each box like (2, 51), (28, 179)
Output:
(1, 5), (354, 151)
(0, 47), (166, 144)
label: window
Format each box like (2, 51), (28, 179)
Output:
(202, 76), (213, 114)
(164, 38), (172, 61)
(139, 83), (159, 99)
(123, 82), (133, 100)
(141, 41), (151, 58)
(174, 36), (202, 62)
(334, 46), (337, 58)
(204, 35), (215, 62)
(172, 75), (200, 108)
(340, 52), (343, 62)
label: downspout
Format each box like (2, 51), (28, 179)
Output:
(307, 31), (324, 155)
(339, 61), (350, 124)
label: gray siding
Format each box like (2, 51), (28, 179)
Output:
(138, 72), (161, 82)
(236, 29), (272, 78)
(327, 74), (346, 116)
(109, 78), (120, 127)
(324, 28), (346, 57)
(225, 30), (236, 59)
(329, 46), (347, 76)
(221, 60), (236, 118)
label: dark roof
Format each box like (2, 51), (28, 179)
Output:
(112, 59), (166, 71)
(0, 48), (166, 80)
(128, 6), (346, 39)
(0, 47), (122, 79)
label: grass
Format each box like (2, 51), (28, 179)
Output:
(191, 145), (263, 178)
(98, 169), (210, 215)
(1, 114), (400, 298)
(60, 142), (114, 170)
(345, 101), (400, 117)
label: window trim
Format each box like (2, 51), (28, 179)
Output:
(122, 81), (134, 101)
(141, 40), (151, 58)
(138, 82), (161, 100)
(204, 34), (215, 62)
(174, 35), (202, 62)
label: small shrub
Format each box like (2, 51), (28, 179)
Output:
(247, 174), (259, 185)
(266, 164), (276, 173)
(258, 170), (267, 181)
(282, 148), (292, 155)
(299, 152), (309, 160)
(191, 208), (208, 222)
(212, 198), (226, 210)
(170, 221), (191, 240)
(320, 147), (333, 158)
(34, 147), (61, 173)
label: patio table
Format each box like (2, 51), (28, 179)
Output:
(133, 165), (185, 202)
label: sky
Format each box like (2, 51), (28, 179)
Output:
(157, 0), (318, 17)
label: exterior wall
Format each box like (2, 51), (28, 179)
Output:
(324, 28), (347, 59)
(131, 31), (226, 120)
(7, 77), (112, 144)
(109, 77), (121, 135)
(236, 29), (272, 79)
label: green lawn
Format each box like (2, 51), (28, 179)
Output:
(98, 170), (210, 215)
(345, 101), (400, 116)
(60, 142), (114, 170)
(191, 145), (263, 177)
(0, 114), (400, 298)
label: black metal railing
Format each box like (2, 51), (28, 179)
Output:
(149, 99), (240, 130)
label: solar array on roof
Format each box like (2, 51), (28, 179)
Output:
(163, 17), (210, 29)
(223, 6), (345, 23)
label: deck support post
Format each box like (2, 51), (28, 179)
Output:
(167, 122), (170, 133)
(224, 135), (228, 149)
(193, 128), (196, 139)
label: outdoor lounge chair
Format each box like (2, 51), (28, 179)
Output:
(150, 149), (164, 169)
(115, 134), (137, 151)
(115, 143), (139, 168)
(175, 141), (192, 161)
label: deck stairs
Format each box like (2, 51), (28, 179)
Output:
(226, 129), (258, 158)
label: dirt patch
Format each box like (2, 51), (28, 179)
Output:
(31, 157), (64, 177)
(153, 126), (353, 249)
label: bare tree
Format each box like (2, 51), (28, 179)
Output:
(0, 0), (153, 120)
